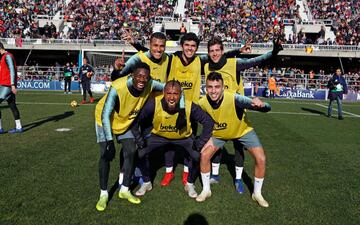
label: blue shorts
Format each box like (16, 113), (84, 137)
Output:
(213, 130), (262, 150)
(95, 123), (134, 143)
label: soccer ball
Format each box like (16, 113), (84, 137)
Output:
(70, 100), (78, 108)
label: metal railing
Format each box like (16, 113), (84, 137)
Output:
(3, 38), (358, 51)
(16, 66), (112, 82)
(241, 72), (359, 90)
(1, 38), (126, 46)
(16, 66), (359, 91)
(154, 16), (180, 24)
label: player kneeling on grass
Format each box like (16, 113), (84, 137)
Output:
(131, 80), (214, 198)
(197, 72), (271, 207)
(94, 62), (171, 211)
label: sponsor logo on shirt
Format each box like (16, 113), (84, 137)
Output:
(180, 81), (193, 89)
(160, 124), (178, 132)
(129, 109), (140, 118)
(214, 122), (227, 130)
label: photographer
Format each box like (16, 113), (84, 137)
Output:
(327, 68), (348, 120)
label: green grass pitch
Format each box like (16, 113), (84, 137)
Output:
(1, 91), (360, 225)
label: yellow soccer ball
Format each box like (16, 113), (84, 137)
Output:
(70, 100), (78, 108)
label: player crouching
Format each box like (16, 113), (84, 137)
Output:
(132, 80), (214, 198)
(197, 72), (271, 207)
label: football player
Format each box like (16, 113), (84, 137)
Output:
(204, 36), (283, 193)
(197, 72), (271, 207)
(131, 80), (214, 198)
(79, 58), (94, 104)
(0, 42), (22, 134)
(95, 63), (161, 210)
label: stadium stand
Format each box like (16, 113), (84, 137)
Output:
(64, 0), (177, 40)
(307, 0), (359, 45)
(0, 0), (64, 38)
(1, 0), (358, 46)
(0, 0), (358, 98)
(184, 0), (300, 43)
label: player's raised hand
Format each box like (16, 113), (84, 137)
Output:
(251, 97), (265, 109)
(240, 38), (252, 53)
(122, 29), (135, 44)
(114, 49), (125, 70)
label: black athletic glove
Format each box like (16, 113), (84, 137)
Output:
(135, 137), (146, 150)
(259, 103), (272, 113)
(272, 38), (283, 56)
(137, 138), (148, 159)
(175, 108), (187, 131)
(104, 140), (116, 161)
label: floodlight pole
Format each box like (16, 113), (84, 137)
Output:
(24, 45), (34, 66)
(338, 54), (344, 74)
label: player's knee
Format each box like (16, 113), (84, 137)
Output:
(255, 153), (266, 167)
(200, 150), (211, 162)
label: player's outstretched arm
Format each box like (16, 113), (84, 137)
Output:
(236, 51), (273, 71)
(132, 42), (149, 52)
(236, 38), (283, 71)
(101, 88), (118, 141)
(111, 53), (141, 81)
(234, 94), (271, 112)
(225, 39), (252, 58)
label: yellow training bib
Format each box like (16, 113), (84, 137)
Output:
(95, 76), (153, 134)
(199, 91), (252, 139)
(151, 95), (192, 139)
(204, 58), (244, 94)
(138, 51), (168, 82)
(168, 55), (201, 103)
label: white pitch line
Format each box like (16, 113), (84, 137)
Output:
(315, 103), (360, 117)
(248, 111), (360, 117)
(271, 100), (360, 107)
(15, 101), (95, 106)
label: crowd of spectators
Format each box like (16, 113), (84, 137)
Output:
(307, 0), (359, 46)
(0, 0), (64, 39)
(184, 0), (300, 44)
(64, 0), (177, 40)
(184, 0), (358, 46)
(0, 0), (358, 46)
